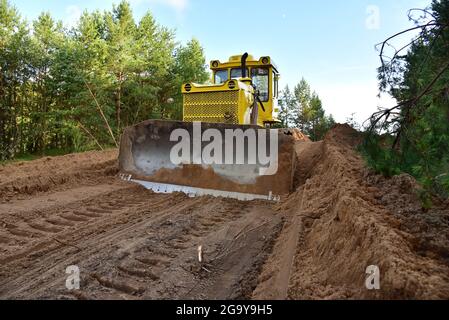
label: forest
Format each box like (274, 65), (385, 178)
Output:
(0, 0), (209, 160)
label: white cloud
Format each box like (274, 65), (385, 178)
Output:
(64, 5), (82, 28)
(316, 82), (396, 126)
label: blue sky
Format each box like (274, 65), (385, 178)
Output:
(11, 0), (431, 123)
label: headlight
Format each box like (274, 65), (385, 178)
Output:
(212, 61), (219, 68)
(184, 83), (192, 92)
(261, 57), (269, 65)
(228, 80), (236, 89)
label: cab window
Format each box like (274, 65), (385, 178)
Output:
(231, 68), (249, 79)
(214, 70), (228, 84)
(251, 68), (269, 102)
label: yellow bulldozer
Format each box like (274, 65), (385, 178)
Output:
(118, 53), (297, 201)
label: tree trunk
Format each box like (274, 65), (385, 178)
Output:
(116, 72), (122, 137)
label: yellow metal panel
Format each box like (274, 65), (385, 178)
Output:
(183, 91), (240, 124)
(183, 54), (280, 126)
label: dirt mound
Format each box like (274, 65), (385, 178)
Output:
(290, 128), (310, 142)
(254, 124), (449, 300)
(0, 150), (118, 202)
(365, 173), (449, 270)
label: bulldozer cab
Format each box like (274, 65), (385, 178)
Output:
(182, 54), (280, 127)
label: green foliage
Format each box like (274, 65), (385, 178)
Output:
(168, 38), (209, 120)
(345, 113), (361, 131)
(0, 0), (208, 160)
(278, 85), (296, 127)
(359, 134), (402, 177)
(365, 0), (449, 199)
(278, 79), (335, 140)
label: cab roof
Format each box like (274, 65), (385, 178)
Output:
(210, 54), (279, 74)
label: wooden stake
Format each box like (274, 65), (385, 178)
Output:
(198, 245), (203, 263)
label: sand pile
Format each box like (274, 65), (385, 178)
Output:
(255, 124), (449, 299)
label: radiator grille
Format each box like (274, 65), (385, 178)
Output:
(183, 91), (239, 124)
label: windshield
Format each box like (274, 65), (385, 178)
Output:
(251, 67), (269, 102)
(231, 68), (249, 79)
(214, 70), (228, 84)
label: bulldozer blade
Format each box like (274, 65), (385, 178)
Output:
(119, 120), (296, 199)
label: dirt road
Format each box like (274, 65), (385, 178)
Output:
(1, 125), (448, 299)
(0, 151), (282, 299)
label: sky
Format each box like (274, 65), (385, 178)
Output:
(10, 0), (432, 124)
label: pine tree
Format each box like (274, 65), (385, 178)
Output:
(282, 78), (334, 140)
(366, 0), (449, 198)
(293, 78), (312, 131)
(0, 0), (210, 160)
(168, 38), (210, 119)
(278, 85), (296, 128)
(0, 0), (31, 159)
(105, 0), (138, 136)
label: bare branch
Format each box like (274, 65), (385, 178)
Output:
(84, 80), (118, 148)
(77, 121), (104, 151)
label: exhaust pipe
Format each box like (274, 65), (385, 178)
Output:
(241, 52), (249, 78)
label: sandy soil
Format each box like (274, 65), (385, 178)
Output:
(0, 125), (448, 300)
(0, 150), (281, 299)
(254, 125), (449, 300)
